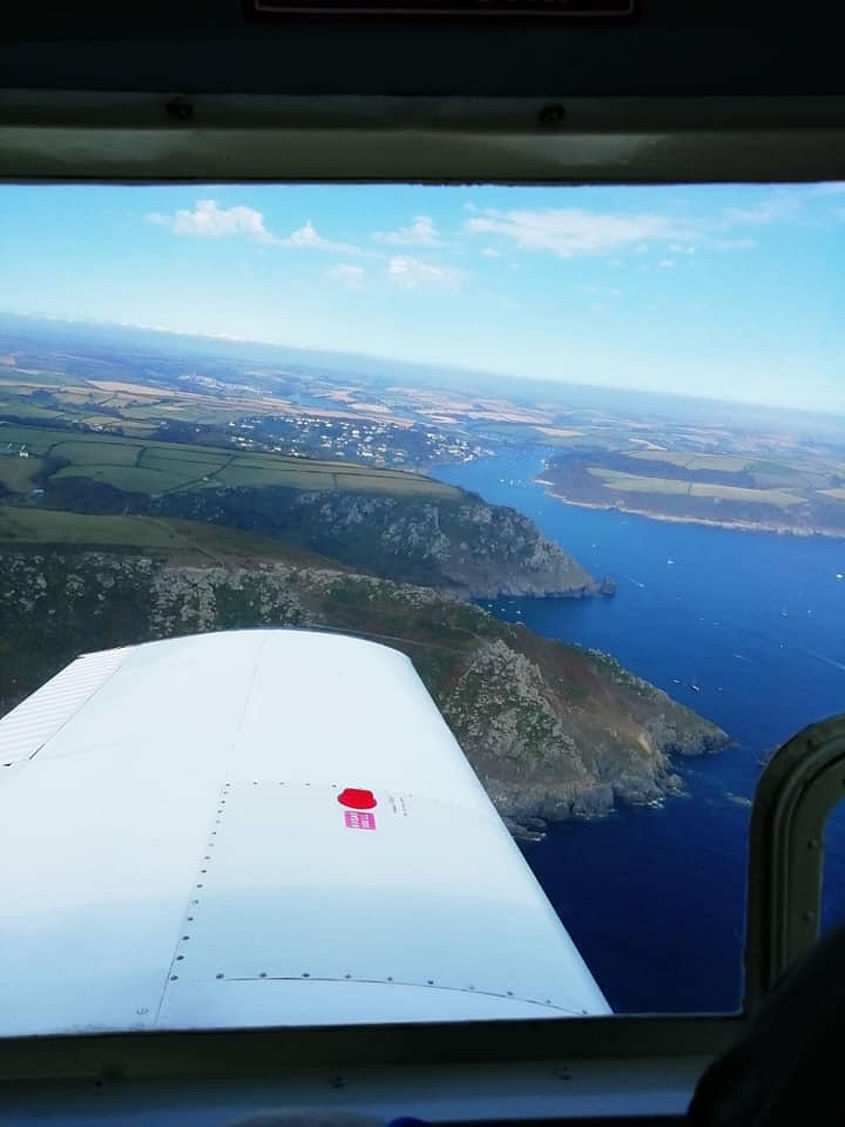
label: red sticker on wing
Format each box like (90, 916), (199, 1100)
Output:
(338, 788), (377, 810)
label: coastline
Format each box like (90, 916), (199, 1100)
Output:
(534, 479), (845, 540)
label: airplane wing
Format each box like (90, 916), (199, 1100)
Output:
(0, 628), (609, 1035)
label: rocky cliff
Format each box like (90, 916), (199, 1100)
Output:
(0, 549), (728, 835)
(43, 478), (603, 598)
(282, 491), (601, 598)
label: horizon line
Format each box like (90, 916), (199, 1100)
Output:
(0, 308), (840, 421)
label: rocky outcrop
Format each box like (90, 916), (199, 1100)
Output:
(0, 550), (728, 836)
(439, 635), (724, 832)
(43, 477), (601, 598)
(441, 639), (602, 825)
(286, 492), (599, 598)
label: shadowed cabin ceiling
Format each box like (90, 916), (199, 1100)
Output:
(0, 2), (843, 98)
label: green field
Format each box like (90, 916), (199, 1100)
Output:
(0, 423), (460, 498)
(750, 459), (804, 477)
(0, 369), (72, 388)
(0, 456), (44, 493)
(138, 450), (230, 488)
(588, 467), (693, 495)
(689, 482), (804, 506)
(628, 450), (753, 473)
(627, 450), (699, 467)
(139, 447), (229, 467)
(0, 391), (67, 422)
(51, 439), (141, 466)
(0, 505), (345, 566)
(53, 464), (182, 492)
(0, 423), (91, 448)
(0, 506), (188, 550)
(588, 466), (804, 507)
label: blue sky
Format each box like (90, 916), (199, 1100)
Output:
(1, 182), (843, 411)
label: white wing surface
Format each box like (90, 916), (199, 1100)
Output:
(0, 628), (609, 1035)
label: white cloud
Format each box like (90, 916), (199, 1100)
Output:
(464, 207), (696, 258)
(327, 263), (365, 289)
(145, 203), (364, 255)
(386, 256), (463, 289)
(374, 215), (443, 247)
(147, 199), (278, 244)
(659, 259), (676, 269)
(481, 247), (501, 258)
(721, 196), (798, 225)
(281, 220), (362, 255)
(464, 195), (805, 264)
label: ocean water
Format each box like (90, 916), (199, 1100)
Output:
(434, 450), (845, 1013)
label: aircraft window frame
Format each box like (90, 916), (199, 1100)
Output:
(0, 1013), (737, 1083)
(744, 713), (845, 1012)
(1, 90), (845, 183)
(1, 97), (845, 1099)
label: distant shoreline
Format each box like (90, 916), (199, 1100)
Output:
(534, 479), (845, 540)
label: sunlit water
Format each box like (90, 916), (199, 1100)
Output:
(434, 449), (845, 1013)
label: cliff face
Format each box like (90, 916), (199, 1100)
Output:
(286, 492), (599, 598)
(44, 478), (600, 598)
(0, 550), (728, 835)
(438, 635), (727, 829)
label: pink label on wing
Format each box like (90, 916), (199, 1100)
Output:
(344, 810), (376, 830)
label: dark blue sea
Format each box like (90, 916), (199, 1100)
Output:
(434, 449), (845, 1014)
